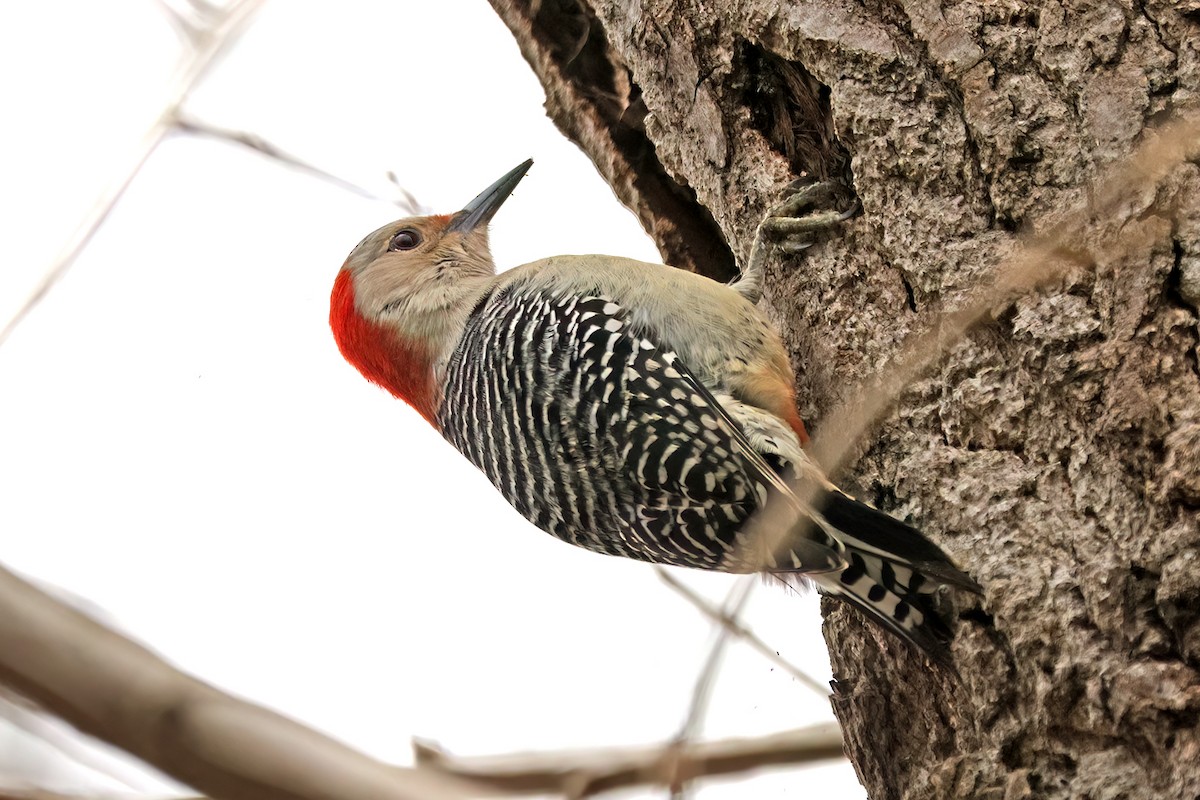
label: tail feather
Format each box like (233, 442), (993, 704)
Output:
(790, 489), (981, 665)
(811, 567), (955, 666)
(820, 489), (982, 594)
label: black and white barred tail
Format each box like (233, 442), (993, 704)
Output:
(803, 489), (982, 664)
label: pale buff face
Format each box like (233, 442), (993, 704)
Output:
(342, 215), (497, 347)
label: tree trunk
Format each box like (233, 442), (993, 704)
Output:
(487, 1), (1200, 797)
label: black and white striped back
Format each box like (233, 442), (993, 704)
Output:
(437, 284), (806, 569)
(436, 278), (980, 663)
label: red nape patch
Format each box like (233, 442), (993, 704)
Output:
(329, 270), (438, 424)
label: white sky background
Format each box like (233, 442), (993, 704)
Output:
(0, 2), (865, 797)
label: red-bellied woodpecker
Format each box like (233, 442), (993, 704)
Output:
(331, 160), (980, 663)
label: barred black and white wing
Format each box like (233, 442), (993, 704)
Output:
(436, 280), (979, 663)
(437, 284), (843, 573)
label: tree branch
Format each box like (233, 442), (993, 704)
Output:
(0, 563), (848, 800)
(414, 722), (844, 798)
(0, 564), (489, 800)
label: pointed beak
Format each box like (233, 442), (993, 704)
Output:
(446, 159), (533, 233)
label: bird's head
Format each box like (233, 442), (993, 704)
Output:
(330, 159), (532, 421)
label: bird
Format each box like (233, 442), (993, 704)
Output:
(330, 159), (981, 664)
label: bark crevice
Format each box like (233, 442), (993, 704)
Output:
(737, 43), (851, 182)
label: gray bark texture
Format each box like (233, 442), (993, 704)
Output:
(486, 1), (1200, 798)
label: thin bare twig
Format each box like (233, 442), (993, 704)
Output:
(663, 576), (754, 799)
(808, 117), (1200, 479)
(175, 114), (425, 214)
(0, 0), (266, 348)
(154, 0), (222, 42)
(0, 563), (492, 800)
(655, 569), (829, 696)
(385, 172), (430, 215)
(678, 578), (754, 737)
(414, 722), (844, 798)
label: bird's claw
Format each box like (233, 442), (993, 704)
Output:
(731, 179), (858, 304)
(777, 239), (815, 255)
(757, 180), (858, 248)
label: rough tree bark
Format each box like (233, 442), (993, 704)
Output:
(486, 1), (1200, 798)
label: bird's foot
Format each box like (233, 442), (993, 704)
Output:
(756, 179), (858, 254)
(731, 179), (858, 303)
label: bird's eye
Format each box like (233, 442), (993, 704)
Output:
(388, 229), (421, 251)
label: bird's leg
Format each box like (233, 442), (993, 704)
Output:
(732, 180), (858, 304)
